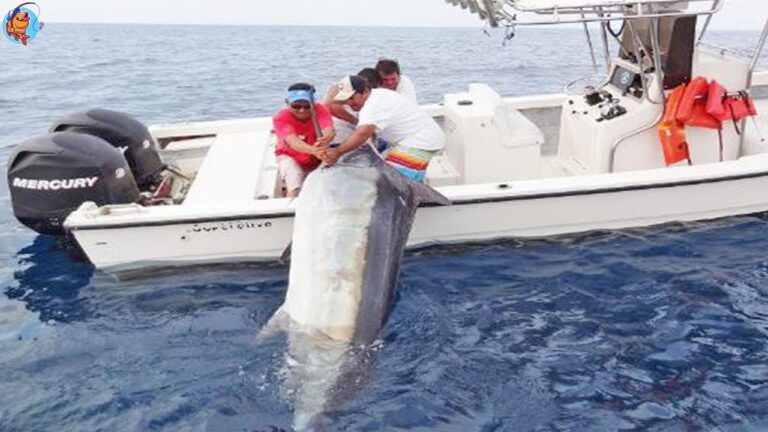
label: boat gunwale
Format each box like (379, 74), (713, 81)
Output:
(66, 167), (768, 231)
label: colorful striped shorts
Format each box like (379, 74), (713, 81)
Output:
(384, 144), (438, 182)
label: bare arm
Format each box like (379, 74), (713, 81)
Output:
(320, 125), (376, 165)
(324, 86), (359, 125)
(285, 134), (323, 157)
(330, 102), (358, 125)
(316, 126), (336, 148)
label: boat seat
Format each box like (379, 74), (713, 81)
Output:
(494, 103), (545, 149)
(444, 83), (544, 183)
(255, 135), (279, 199)
(426, 153), (460, 186)
(183, 130), (270, 206)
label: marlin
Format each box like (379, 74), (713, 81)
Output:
(277, 144), (450, 344)
(262, 144), (449, 430)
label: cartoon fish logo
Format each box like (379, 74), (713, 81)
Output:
(3, 2), (43, 46)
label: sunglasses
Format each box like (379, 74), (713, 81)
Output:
(290, 103), (311, 111)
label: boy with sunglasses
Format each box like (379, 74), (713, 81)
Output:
(273, 83), (335, 197)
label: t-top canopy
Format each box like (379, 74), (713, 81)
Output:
(512, 0), (697, 12)
(445, 0), (721, 26)
(445, 0), (505, 26)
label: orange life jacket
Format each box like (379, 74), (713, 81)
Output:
(676, 77), (721, 130)
(726, 92), (758, 122)
(658, 84), (690, 165)
(706, 80), (757, 122)
(658, 77), (759, 165)
(706, 80), (728, 120)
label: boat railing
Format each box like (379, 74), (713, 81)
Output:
(446, 0), (723, 27)
(748, 19), (768, 87)
(697, 41), (757, 60)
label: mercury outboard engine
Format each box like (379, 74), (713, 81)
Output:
(7, 132), (140, 235)
(50, 109), (164, 189)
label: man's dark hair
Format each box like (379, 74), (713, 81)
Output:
(287, 82), (315, 92)
(357, 68), (382, 88)
(348, 75), (370, 94)
(375, 59), (400, 75)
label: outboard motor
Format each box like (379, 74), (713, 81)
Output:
(7, 132), (140, 235)
(50, 109), (164, 189)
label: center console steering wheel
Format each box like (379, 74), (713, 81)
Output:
(564, 74), (609, 97)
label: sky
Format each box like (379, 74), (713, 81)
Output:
(10, 0), (768, 30)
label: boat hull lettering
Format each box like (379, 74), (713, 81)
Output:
(189, 220), (273, 233)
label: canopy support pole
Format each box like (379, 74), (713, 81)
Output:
(739, 17), (768, 155)
(696, 0), (722, 45)
(583, 16), (599, 73)
(609, 13), (666, 172)
(597, 7), (613, 73)
(625, 19), (652, 101)
(650, 16), (666, 104)
(748, 17), (768, 88)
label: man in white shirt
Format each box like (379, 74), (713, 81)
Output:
(320, 75), (444, 182)
(323, 68), (382, 145)
(376, 59), (418, 104)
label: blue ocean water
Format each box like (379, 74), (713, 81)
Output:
(2, 23), (768, 431)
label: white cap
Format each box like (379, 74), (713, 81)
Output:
(333, 75), (368, 101)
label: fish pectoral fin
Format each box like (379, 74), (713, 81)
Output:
(279, 242), (292, 264)
(408, 179), (451, 206)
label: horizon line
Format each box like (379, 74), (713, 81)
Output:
(42, 20), (760, 32)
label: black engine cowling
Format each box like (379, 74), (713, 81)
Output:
(50, 109), (164, 189)
(7, 131), (140, 235)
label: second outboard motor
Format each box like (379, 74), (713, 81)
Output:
(50, 109), (164, 189)
(7, 132), (140, 235)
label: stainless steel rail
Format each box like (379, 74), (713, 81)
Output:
(445, 0), (723, 27)
(749, 18), (768, 83)
(583, 19), (599, 73)
(609, 8), (666, 172)
(649, 17), (666, 105)
(696, 0), (722, 44)
(739, 18), (768, 154)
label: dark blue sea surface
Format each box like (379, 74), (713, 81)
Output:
(2, 24), (768, 431)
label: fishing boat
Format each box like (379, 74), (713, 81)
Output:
(7, 0), (768, 273)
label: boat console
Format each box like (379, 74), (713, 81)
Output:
(442, 83), (544, 183)
(553, 10), (742, 174)
(578, 64), (645, 121)
(557, 58), (665, 174)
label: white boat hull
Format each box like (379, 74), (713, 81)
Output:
(63, 63), (768, 273)
(68, 154), (768, 273)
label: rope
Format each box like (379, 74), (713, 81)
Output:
(502, 19), (517, 46)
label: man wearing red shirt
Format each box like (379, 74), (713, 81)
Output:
(273, 83), (335, 197)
